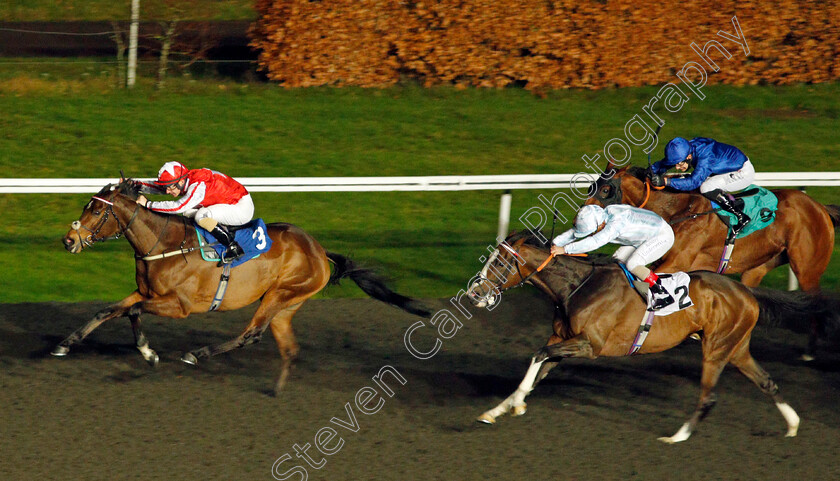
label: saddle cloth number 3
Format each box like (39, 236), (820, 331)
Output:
(252, 227), (267, 250)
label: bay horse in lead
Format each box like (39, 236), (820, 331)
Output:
(57, 180), (430, 395)
(467, 233), (815, 442)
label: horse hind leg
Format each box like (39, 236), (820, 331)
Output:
(730, 351), (799, 437)
(659, 358), (725, 444)
(180, 322), (267, 366)
(788, 243), (830, 361)
(268, 303), (305, 396)
(180, 289), (302, 385)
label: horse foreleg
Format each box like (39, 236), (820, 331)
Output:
(477, 356), (547, 425)
(730, 352), (799, 437)
(51, 291), (144, 357)
(534, 337), (595, 362)
(478, 335), (580, 424)
(128, 305), (159, 368)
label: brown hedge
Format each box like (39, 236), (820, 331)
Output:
(250, 0), (840, 90)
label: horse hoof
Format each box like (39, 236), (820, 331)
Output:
(799, 354), (816, 362)
(51, 345), (70, 357)
(511, 404), (527, 417)
(181, 353), (198, 366)
(657, 436), (679, 444)
(146, 351), (160, 368)
(476, 413), (496, 425)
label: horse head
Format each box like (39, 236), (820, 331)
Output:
(466, 233), (548, 308)
(62, 179), (141, 253)
(586, 165), (650, 208)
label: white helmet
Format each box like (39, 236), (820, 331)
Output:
(573, 205), (607, 238)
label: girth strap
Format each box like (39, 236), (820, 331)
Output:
(628, 310), (656, 355)
(209, 264), (232, 311)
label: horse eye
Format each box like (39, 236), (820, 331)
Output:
(601, 186), (610, 194)
(94, 210), (101, 215)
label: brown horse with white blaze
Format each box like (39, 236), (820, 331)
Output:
(56, 180), (430, 394)
(467, 233), (814, 442)
(586, 165), (840, 358)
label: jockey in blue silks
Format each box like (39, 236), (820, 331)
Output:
(649, 137), (755, 235)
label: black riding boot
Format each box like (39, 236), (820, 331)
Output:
(704, 189), (751, 235)
(211, 225), (244, 264)
(649, 280), (675, 311)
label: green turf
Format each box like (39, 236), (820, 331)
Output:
(0, 1), (256, 21)
(1, 79), (839, 302)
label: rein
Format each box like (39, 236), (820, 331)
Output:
(638, 180), (652, 209)
(496, 247), (594, 305)
(73, 194), (180, 261)
(136, 215), (171, 259)
(632, 178), (719, 226)
(668, 208), (722, 226)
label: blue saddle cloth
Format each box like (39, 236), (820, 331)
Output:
(196, 218), (273, 268)
(710, 185), (779, 238)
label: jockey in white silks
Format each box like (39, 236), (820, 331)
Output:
(550, 204), (676, 310)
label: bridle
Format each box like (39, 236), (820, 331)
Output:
(70, 194), (139, 248)
(495, 243), (556, 293)
(470, 242), (594, 306)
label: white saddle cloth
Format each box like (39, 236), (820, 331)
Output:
(647, 272), (694, 316)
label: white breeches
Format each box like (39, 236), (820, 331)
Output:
(699, 159), (755, 194)
(185, 194), (254, 227)
(612, 223), (675, 272)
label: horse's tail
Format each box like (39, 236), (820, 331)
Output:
(326, 252), (432, 318)
(824, 204), (840, 229)
(749, 287), (840, 340)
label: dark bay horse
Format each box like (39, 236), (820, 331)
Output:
(57, 180), (430, 394)
(587, 165), (840, 358)
(466, 233), (820, 442)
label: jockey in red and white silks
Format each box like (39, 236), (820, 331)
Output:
(135, 161), (253, 262)
(550, 204), (676, 310)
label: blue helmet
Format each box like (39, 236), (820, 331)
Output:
(664, 137), (691, 165)
(573, 205), (607, 238)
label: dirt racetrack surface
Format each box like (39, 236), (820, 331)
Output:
(1, 291), (839, 481)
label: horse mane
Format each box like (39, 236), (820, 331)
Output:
(94, 180), (190, 231)
(626, 165), (648, 182)
(506, 231), (549, 249)
(116, 179), (141, 200)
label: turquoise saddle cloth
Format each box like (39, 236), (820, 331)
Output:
(711, 185), (778, 238)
